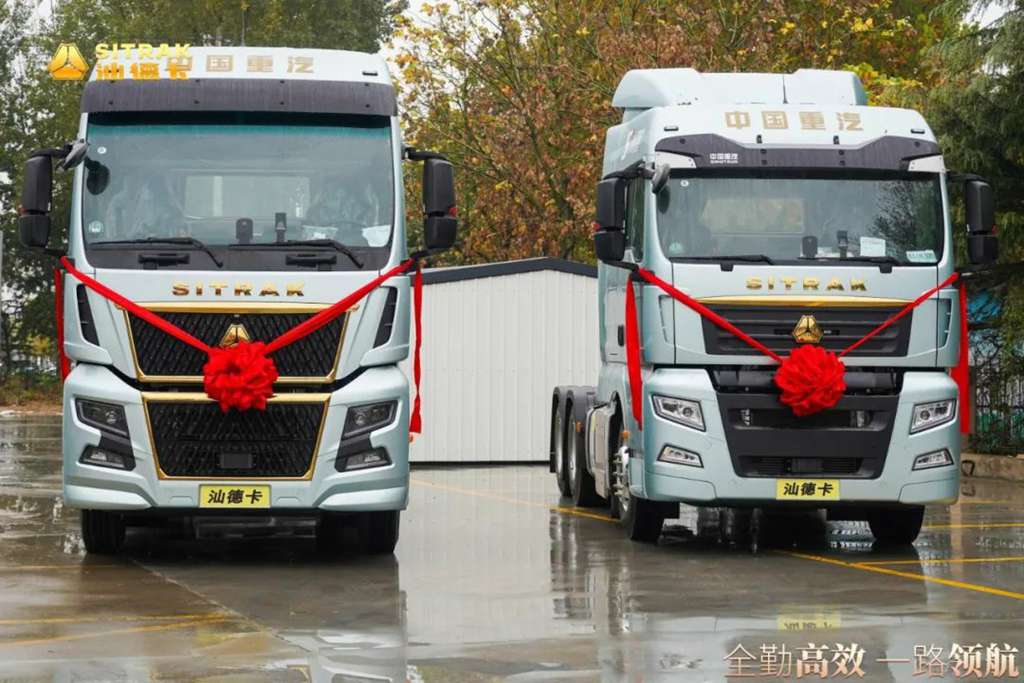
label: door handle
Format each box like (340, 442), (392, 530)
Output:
(617, 325), (625, 347)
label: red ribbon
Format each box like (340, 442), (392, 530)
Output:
(625, 267), (963, 429)
(58, 256), (425, 431)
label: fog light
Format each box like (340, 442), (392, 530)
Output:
(341, 448), (391, 471)
(739, 408), (752, 427)
(913, 449), (954, 471)
(79, 446), (134, 471)
(658, 445), (703, 468)
(851, 410), (870, 428)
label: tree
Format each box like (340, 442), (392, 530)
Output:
(392, 0), (954, 265)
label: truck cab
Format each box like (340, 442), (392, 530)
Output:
(552, 68), (997, 544)
(18, 47), (457, 554)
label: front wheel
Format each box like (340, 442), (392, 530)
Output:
(868, 506), (924, 545)
(361, 510), (401, 555)
(81, 509), (125, 555)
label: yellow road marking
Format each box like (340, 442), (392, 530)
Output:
(782, 550), (1024, 601)
(860, 556), (1024, 566)
(923, 522), (1024, 530)
(0, 615), (229, 648)
(0, 564), (121, 572)
(0, 612), (227, 627)
(411, 478), (616, 523)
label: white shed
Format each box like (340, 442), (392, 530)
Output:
(403, 258), (599, 463)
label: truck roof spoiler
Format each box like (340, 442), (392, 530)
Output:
(611, 68), (867, 112)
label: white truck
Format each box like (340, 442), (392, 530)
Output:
(551, 68), (997, 544)
(18, 47), (457, 554)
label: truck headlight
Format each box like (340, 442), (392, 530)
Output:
(343, 401), (397, 438)
(910, 399), (956, 433)
(75, 399), (129, 437)
(652, 395), (705, 431)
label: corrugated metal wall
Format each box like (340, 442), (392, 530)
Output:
(404, 269), (599, 463)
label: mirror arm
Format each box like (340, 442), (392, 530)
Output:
(947, 172), (986, 183)
(603, 160), (651, 181)
(404, 146), (449, 162)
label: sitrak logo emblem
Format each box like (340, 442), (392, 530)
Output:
(219, 323), (252, 349)
(48, 43), (89, 80)
(792, 315), (824, 344)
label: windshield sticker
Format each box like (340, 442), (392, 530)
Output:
(905, 249), (937, 263)
(859, 236), (886, 257)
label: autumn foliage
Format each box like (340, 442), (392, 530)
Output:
(392, 0), (949, 264)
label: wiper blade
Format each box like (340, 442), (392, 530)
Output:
(91, 237), (223, 267)
(232, 239), (364, 269)
(675, 254), (775, 264)
(799, 255), (902, 265)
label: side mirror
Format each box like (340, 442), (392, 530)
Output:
(965, 180), (994, 234)
(18, 155), (54, 249)
(422, 158), (457, 251)
(595, 178), (625, 230)
(594, 229), (626, 263)
(965, 180), (997, 265)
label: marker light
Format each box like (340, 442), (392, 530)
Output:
(910, 399), (956, 433)
(913, 450), (954, 471)
(652, 396), (705, 431)
(658, 446), (703, 468)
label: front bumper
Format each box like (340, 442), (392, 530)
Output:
(62, 364), (411, 512)
(634, 369), (960, 506)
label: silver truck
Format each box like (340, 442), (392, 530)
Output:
(552, 68), (997, 544)
(18, 47), (457, 554)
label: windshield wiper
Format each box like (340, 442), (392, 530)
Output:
(231, 239), (364, 269)
(674, 254), (775, 264)
(91, 237), (223, 267)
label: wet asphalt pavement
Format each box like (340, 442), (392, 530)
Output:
(1, 415), (1023, 681)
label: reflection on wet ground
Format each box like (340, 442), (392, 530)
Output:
(1, 415), (1023, 680)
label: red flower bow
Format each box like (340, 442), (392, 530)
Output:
(203, 341), (279, 412)
(774, 345), (847, 417)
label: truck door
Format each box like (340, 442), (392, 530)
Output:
(602, 178), (645, 364)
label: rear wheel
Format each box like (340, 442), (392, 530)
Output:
(567, 399), (602, 507)
(81, 510), (125, 555)
(361, 510), (401, 555)
(868, 506), (924, 545)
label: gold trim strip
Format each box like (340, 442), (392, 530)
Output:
(696, 295), (910, 308)
(142, 392), (330, 481)
(122, 304), (353, 384)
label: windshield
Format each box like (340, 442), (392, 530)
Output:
(81, 112), (394, 249)
(655, 172), (944, 265)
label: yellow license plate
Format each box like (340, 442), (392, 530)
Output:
(775, 479), (840, 501)
(199, 485), (270, 509)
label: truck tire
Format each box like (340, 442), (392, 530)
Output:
(868, 506), (924, 545)
(81, 509), (125, 555)
(361, 510), (401, 555)
(622, 495), (666, 543)
(567, 395), (602, 508)
(551, 390), (572, 498)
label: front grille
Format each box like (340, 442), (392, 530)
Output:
(702, 305), (911, 357)
(128, 311), (346, 380)
(716, 390), (898, 480)
(737, 456), (877, 478)
(147, 401), (325, 477)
